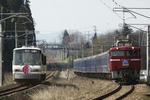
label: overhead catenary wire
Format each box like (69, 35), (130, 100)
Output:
(112, 0), (137, 22)
(112, 0), (150, 20)
(99, 0), (123, 20)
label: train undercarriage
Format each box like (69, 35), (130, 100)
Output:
(74, 69), (140, 83)
(111, 69), (140, 83)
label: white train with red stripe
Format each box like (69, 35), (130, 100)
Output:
(12, 46), (46, 82)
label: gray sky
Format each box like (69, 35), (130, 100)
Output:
(30, 0), (150, 43)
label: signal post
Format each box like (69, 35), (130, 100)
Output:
(147, 25), (150, 85)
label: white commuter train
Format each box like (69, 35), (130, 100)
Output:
(12, 46), (46, 82)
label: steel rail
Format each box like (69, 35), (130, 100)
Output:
(93, 84), (122, 100)
(115, 85), (134, 100)
(0, 71), (57, 98)
(93, 84), (134, 100)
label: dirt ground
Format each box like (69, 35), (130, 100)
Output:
(2, 70), (150, 100)
(124, 84), (150, 100)
(28, 70), (150, 100)
(29, 70), (117, 100)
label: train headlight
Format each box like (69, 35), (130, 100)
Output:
(132, 47), (134, 50)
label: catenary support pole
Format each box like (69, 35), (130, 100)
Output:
(0, 24), (2, 86)
(147, 25), (150, 85)
(25, 30), (28, 46)
(15, 22), (17, 48)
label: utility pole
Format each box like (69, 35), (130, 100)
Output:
(0, 7), (3, 86)
(0, 24), (2, 86)
(92, 43), (94, 55)
(147, 25), (150, 85)
(92, 25), (97, 56)
(81, 44), (84, 58)
(139, 32), (141, 46)
(15, 22), (18, 48)
(93, 25), (97, 34)
(123, 8), (125, 25)
(25, 30), (28, 46)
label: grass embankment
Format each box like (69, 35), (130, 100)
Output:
(3, 73), (13, 85)
(29, 70), (116, 100)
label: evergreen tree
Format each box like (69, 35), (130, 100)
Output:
(122, 24), (132, 36)
(0, 0), (35, 72)
(92, 32), (97, 42)
(62, 29), (70, 45)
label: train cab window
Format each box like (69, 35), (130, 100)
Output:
(110, 51), (124, 56)
(118, 42), (132, 46)
(126, 50), (140, 56)
(14, 49), (41, 65)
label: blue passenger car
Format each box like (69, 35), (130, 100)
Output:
(73, 51), (110, 74)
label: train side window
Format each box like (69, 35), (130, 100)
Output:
(110, 51), (124, 56)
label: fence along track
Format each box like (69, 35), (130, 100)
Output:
(0, 71), (57, 98)
(93, 84), (134, 100)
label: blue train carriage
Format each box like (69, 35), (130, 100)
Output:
(73, 51), (111, 78)
(95, 51), (110, 73)
(74, 57), (86, 73)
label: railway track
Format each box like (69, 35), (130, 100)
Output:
(93, 84), (135, 100)
(0, 71), (58, 98)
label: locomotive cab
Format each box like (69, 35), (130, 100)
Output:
(109, 44), (141, 82)
(12, 46), (47, 82)
(110, 39), (141, 82)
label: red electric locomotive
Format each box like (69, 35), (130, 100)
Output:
(109, 39), (141, 82)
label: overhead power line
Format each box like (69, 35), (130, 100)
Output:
(114, 7), (150, 20)
(99, 0), (123, 20)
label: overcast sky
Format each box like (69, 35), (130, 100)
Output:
(30, 0), (150, 43)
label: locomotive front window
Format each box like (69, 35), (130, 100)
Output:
(14, 49), (41, 65)
(110, 51), (124, 56)
(126, 50), (140, 56)
(118, 42), (132, 46)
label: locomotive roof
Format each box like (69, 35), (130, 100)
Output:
(13, 46), (41, 51)
(110, 46), (140, 51)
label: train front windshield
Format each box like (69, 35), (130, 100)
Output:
(110, 50), (140, 56)
(110, 51), (125, 56)
(14, 49), (41, 65)
(126, 50), (140, 56)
